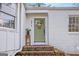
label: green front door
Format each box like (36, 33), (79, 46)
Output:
(34, 18), (45, 42)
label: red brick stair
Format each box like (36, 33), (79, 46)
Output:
(15, 45), (65, 56)
(22, 45), (54, 51)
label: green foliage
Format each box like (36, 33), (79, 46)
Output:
(25, 28), (31, 32)
(31, 3), (46, 7)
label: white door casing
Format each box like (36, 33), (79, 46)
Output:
(31, 17), (48, 45)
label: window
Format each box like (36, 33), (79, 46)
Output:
(0, 3), (16, 29)
(0, 11), (15, 29)
(69, 16), (79, 32)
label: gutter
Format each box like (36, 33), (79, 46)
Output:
(26, 7), (79, 10)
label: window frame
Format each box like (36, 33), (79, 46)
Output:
(0, 3), (17, 31)
(68, 15), (79, 34)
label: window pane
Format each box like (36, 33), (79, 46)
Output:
(69, 16), (79, 32)
(0, 12), (3, 27)
(0, 12), (15, 29)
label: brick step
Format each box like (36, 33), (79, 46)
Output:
(15, 51), (55, 56)
(66, 51), (79, 56)
(15, 49), (65, 56)
(22, 46), (54, 51)
(15, 45), (65, 56)
(23, 45), (52, 48)
(66, 54), (79, 56)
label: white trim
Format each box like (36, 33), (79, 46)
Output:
(26, 7), (79, 10)
(26, 10), (48, 13)
(0, 27), (16, 32)
(68, 15), (79, 34)
(68, 32), (79, 35)
(31, 16), (48, 45)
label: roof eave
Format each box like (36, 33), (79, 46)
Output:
(26, 7), (79, 10)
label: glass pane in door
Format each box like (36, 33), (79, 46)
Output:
(34, 18), (45, 42)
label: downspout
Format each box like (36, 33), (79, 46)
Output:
(14, 3), (23, 51)
(19, 3), (22, 50)
(14, 3), (22, 51)
(13, 3), (22, 51)
(11, 3), (27, 55)
(18, 3), (26, 51)
(8, 3), (22, 56)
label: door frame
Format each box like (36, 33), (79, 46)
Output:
(31, 16), (48, 45)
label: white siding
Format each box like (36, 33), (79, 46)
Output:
(48, 10), (79, 52)
(0, 4), (21, 53)
(26, 9), (79, 52)
(0, 30), (6, 51)
(14, 3), (21, 50)
(0, 3), (26, 55)
(7, 31), (15, 51)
